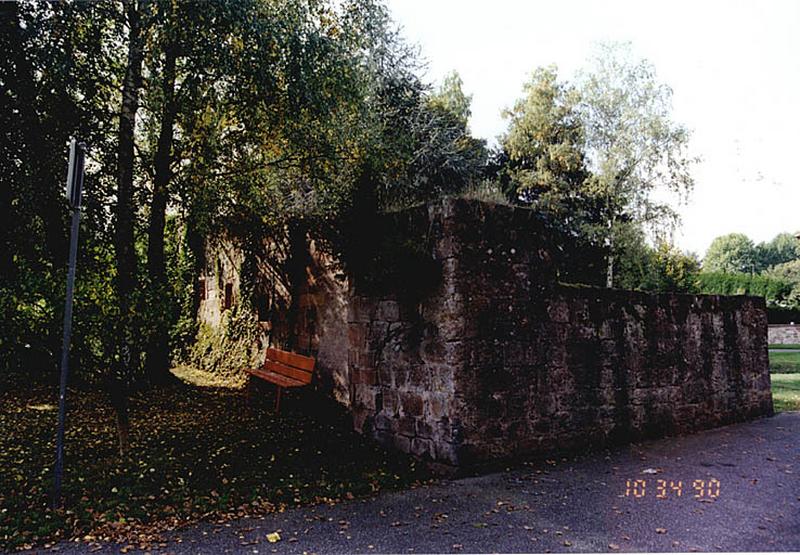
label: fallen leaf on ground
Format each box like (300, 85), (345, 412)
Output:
(608, 543), (620, 550)
(266, 532), (281, 543)
(655, 528), (667, 534)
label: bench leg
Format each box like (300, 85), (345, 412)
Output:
(274, 385), (282, 414)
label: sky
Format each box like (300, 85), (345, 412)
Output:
(384, 0), (800, 257)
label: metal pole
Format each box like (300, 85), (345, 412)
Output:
(53, 206), (81, 508)
(53, 139), (85, 509)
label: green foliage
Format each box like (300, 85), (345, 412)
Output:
(616, 237), (700, 293)
(429, 70), (472, 127)
(702, 233), (757, 274)
(459, 180), (512, 205)
(1, 0), (123, 382)
(493, 45), (697, 288)
(695, 271), (792, 303)
(755, 232), (800, 271)
(187, 307), (262, 385)
(701, 231), (800, 310)
(3, 0), (491, 385)
(364, 65), (487, 209)
(577, 42), (697, 284)
(763, 259), (800, 306)
(501, 66), (591, 214)
(497, 66), (607, 286)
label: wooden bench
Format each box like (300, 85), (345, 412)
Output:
(245, 347), (315, 413)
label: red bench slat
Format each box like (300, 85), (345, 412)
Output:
(266, 347), (315, 372)
(262, 359), (312, 384)
(245, 367), (306, 388)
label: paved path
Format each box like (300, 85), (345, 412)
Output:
(50, 413), (799, 554)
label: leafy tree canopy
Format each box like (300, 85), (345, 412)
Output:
(755, 232), (800, 271)
(577, 42), (697, 285)
(702, 233), (757, 274)
(429, 70), (472, 127)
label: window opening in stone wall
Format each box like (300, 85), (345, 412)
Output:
(224, 283), (233, 310)
(256, 293), (270, 322)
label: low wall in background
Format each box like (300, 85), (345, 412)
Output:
(768, 324), (800, 345)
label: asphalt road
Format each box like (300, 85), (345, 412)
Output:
(47, 413), (799, 554)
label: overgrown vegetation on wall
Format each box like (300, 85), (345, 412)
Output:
(186, 307), (261, 387)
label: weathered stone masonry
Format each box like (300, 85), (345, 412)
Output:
(198, 198), (773, 466)
(769, 324), (800, 345)
(346, 199), (773, 466)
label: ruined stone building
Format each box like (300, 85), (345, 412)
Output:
(197, 199), (773, 466)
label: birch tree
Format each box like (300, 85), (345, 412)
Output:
(578, 42), (696, 287)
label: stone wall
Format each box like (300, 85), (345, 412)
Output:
(197, 236), (352, 402)
(197, 239), (244, 330)
(768, 324), (800, 345)
(292, 248), (351, 405)
(348, 199), (773, 466)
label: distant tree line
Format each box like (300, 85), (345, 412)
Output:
(698, 232), (800, 312)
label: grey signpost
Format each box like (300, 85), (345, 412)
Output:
(53, 139), (86, 508)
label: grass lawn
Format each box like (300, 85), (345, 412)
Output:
(768, 343), (800, 350)
(0, 377), (429, 551)
(768, 349), (800, 373)
(771, 373), (800, 413)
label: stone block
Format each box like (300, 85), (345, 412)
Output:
(397, 416), (416, 437)
(354, 384), (376, 410)
(377, 365), (394, 387)
(360, 368), (380, 386)
(374, 413), (393, 431)
(378, 300), (400, 322)
(382, 390), (400, 415)
(367, 321), (389, 349)
(547, 299), (570, 323)
(411, 437), (433, 459)
(427, 395), (447, 420)
(349, 296), (375, 323)
(401, 392), (424, 417)
(348, 324), (367, 349)
(416, 419), (434, 439)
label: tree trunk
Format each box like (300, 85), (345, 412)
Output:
(605, 208), (616, 288)
(107, 376), (130, 457)
(606, 252), (614, 288)
(112, 0), (148, 455)
(115, 0), (145, 316)
(145, 32), (178, 384)
(186, 220), (206, 317)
